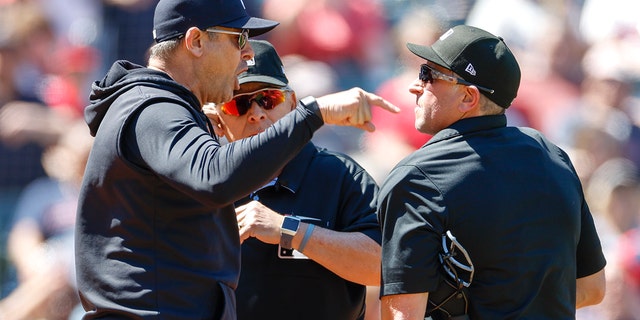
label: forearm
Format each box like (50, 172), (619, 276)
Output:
(291, 223), (381, 285)
(381, 293), (429, 320)
(576, 269), (606, 308)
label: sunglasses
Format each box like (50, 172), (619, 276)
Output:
(205, 28), (249, 50)
(419, 64), (494, 94)
(221, 88), (288, 116)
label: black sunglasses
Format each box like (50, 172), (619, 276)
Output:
(419, 64), (494, 94)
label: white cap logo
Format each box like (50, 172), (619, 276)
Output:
(440, 28), (454, 41)
(465, 63), (476, 76)
(247, 57), (255, 66)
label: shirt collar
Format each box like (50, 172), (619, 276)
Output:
(426, 114), (507, 147)
(252, 142), (316, 196)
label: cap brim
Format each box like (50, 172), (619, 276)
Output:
(407, 42), (450, 69)
(219, 16), (279, 37)
(238, 75), (287, 87)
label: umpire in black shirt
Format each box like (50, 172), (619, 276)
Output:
(378, 25), (606, 320)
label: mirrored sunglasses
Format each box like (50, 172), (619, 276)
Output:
(419, 64), (494, 94)
(221, 88), (287, 116)
(205, 28), (249, 50)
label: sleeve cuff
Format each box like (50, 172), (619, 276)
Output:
(299, 96), (323, 122)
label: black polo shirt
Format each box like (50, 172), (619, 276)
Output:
(235, 142), (380, 320)
(379, 115), (606, 319)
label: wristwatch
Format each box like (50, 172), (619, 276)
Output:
(280, 216), (301, 249)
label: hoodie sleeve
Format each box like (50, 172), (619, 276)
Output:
(123, 100), (323, 208)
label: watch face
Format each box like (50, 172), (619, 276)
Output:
(282, 216), (300, 233)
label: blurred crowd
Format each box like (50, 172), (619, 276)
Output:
(0, 0), (639, 319)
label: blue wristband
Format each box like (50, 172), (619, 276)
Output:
(298, 224), (315, 253)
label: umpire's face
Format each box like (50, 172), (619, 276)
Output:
(409, 62), (484, 135)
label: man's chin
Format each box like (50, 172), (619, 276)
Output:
(211, 93), (234, 106)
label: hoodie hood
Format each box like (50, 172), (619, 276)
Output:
(85, 60), (200, 136)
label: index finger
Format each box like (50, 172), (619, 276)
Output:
(354, 122), (376, 133)
(364, 92), (400, 114)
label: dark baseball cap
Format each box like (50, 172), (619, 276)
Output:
(407, 25), (521, 108)
(238, 40), (288, 87)
(153, 0), (279, 43)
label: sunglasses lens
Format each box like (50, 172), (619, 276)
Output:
(239, 30), (248, 50)
(255, 90), (285, 110)
(222, 96), (252, 116)
(221, 100), (240, 116)
(419, 65), (432, 83)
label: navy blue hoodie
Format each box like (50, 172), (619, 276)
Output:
(76, 60), (323, 319)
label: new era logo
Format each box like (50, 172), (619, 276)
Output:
(440, 29), (454, 40)
(247, 58), (255, 66)
(465, 63), (476, 76)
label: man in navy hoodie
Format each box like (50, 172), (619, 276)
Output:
(75, 0), (397, 319)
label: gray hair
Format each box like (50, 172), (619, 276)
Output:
(148, 32), (218, 61)
(148, 38), (182, 61)
(479, 94), (506, 115)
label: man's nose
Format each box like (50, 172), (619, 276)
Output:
(246, 102), (267, 120)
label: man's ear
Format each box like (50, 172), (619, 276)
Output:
(458, 86), (481, 114)
(184, 27), (206, 57)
